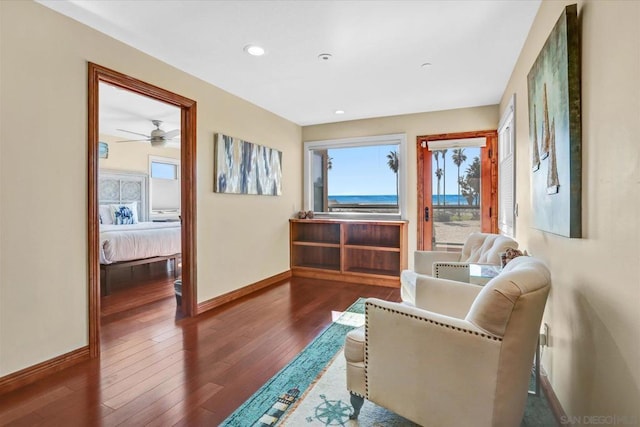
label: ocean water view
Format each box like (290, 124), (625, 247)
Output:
(328, 195), (476, 206)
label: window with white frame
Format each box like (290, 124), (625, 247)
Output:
(498, 95), (516, 237)
(149, 156), (180, 219)
(303, 134), (407, 219)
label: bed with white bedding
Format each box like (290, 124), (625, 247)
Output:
(99, 169), (181, 295)
(100, 222), (181, 264)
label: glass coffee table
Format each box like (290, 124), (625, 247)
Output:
(468, 263), (502, 286)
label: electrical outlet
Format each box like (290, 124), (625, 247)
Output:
(540, 323), (549, 347)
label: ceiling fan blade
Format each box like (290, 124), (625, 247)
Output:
(116, 138), (150, 143)
(116, 129), (151, 138)
(164, 129), (180, 139)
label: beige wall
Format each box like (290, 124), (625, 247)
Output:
(0, 1), (301, 376)
(499, 0), (640, 419)
(98, 133), (180, 173)
(302, 106), (499, 261)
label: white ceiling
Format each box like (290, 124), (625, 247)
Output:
(39, 0), (540, 127)
(99, 82), (181, 147)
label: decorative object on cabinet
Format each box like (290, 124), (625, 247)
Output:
(214, 133), (282, 196)
(527, 4), (581, 238)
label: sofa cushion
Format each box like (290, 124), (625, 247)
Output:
(465, 256), (550, 337)
(344, 326), (365, 363)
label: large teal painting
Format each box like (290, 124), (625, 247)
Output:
(527, 4), (581, 238)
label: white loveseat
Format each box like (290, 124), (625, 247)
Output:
(401, 232), (518, 304)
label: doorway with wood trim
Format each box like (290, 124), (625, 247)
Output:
(416, 130), (498, 251)
(88, 63), (197, 358)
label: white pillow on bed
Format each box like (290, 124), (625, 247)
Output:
(99, 205), (113, 225)
(110, 203), (139, 225)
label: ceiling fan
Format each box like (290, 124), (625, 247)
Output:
(116, 119), (180, 147)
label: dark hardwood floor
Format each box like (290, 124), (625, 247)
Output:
(0, 270), (400, 426)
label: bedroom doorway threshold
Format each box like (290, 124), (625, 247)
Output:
(88, 63), (198, 358)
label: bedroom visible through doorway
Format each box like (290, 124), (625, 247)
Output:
(88, 63), (197, 358)
(98, 82), (182, 319)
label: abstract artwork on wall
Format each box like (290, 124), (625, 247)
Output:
(527, 4), (581, 238)
(214, 133), (282, 196)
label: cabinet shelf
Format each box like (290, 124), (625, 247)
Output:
(290, 220), (340, 245)
(292, 241), (340, 249)
(294, 263), (341, 272)
(290, 219), (407, 287)
(343, 244), (400, 252)
(343, 267), (399, 277)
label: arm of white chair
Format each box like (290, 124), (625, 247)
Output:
(414, 250), (460, 274)
(363, 298), (502, 427)
(433, 261), (471, 283)
(415, 274), (482, 318)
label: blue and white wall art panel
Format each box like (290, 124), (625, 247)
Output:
(214, 133), (283, 196)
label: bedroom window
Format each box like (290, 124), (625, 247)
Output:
(303, 134), (407, 219)
(151, 161), (178, 180)
(149, 156), (181, 219)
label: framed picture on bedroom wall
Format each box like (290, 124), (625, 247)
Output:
(527, 4), (581, 238)
(214, 133), (283, 196)
(99, 141), (109, 159)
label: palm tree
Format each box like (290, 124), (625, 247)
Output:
(441, 149), (448, 206)
(452, 148), (467, 206)
(459, 156), (481, 218)
(435, 168), (443, 206)
(387, 150), (399, 205)
(433, 151), (441, 205)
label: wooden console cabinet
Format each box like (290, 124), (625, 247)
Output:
(290, 219), (407, 287)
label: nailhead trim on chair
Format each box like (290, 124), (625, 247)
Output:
(362, 301), (502, 398)
(434, 262), (468, 278)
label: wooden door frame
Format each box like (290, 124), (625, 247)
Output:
(416, 130), (498, 251)
(88, 63), (197, 358)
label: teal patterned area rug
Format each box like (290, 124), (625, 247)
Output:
(220, 298), (556, 427)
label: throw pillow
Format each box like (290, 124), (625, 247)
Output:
(99, 205), (114, 225)
(110, 203), (139, 225)
(500, 247), (524, 267)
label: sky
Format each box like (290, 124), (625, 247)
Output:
(326, 144), (481, 196)
(328, 144), (397, 196)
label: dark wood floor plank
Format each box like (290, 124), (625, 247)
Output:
(101, 279), (175, 317)
(99, 334), (185, 377)
(173, 406), (219, 427)
(33, 392), (113, 427)
(0, 272), (400, 426)
(2, 412), (43, 427)
(102, 351), (187, 406)
(144, 382), (224, 427)
(0, 386), (74, 425)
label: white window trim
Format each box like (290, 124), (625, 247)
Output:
(498, 94), (516, 237)
(148, 155), (181, 218)
(303, 133), (407, 220)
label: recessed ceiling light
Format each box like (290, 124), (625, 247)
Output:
(421, 62), (432, 68)
(244, 45), (266, 56)
(318, 53), (332, 61)
(335, 110), (345, 115)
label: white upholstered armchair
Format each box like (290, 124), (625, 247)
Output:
(345, 256), (550, 426)
(401, 232), (518, 304)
